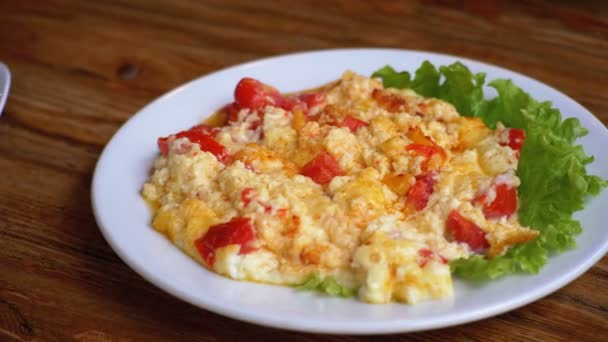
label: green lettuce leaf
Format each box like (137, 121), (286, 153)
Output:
(295, 273), (356, 298)
(371, 61), (441, 98)
(373, 62), (606, 280)
(371, 66), (412, 90)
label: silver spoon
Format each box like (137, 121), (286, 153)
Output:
(0, 63), (11, 116)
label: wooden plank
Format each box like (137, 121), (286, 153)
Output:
(0, 0), (605, 340)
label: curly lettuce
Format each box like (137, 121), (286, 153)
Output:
(295, 273), (356, 298)
(373, 62), (606, 281)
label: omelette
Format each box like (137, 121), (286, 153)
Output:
(141, 71), (538, 304)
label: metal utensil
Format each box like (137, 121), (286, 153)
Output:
(0, 63), (11, 116)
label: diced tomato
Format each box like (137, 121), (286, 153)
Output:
(446, 210), (489, 252)
(475, 183), (518, 219)
(175, 130), (230, 164)
(158, 128), (230, 163)
(279, 95), (305, 112)
(194, 217), (257, 266)
(371, 88), (406, 113)
(230, 80), (324, 131)
(417, 248), (448, 267)
(228, 78), (282, 127)
(251, 117), (264, 131)
(227, 102), (241, 123)
(506, 128), (525, 151)
(297, 92), (325, 109)
(300, 151), (342, 185)
(241, 187), (255, 207)
(280, 92), (325, 114)
(157, 136), (170, 156)
(406, 143), (447, 171)
(190, 124), (220, 137)
(241, 187), (272, 213)
(406, 172), (436, 211)
(228, 108), (262, 131)
(342, 115), (369, 132)
(500, 128), (525, 158)
(418, 248), (433, 267)
(234, 77), (282, 110)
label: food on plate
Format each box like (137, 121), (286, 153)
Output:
(142, 62), (605, 304)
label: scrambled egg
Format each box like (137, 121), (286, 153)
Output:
(142, 71), (538, 304)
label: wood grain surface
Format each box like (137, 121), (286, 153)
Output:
(0, 0), (607, 340)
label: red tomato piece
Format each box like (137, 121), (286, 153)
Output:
(279, 95), (306, 112)
(475, 183), (518, 219)
(371, 88), (406, 113)
(234, 77), (282, 111)
(297, 92), (325, 109)
(300, 151), (342, 185)
(158, 129), (229, 161)
(500, 128), (525, 158)
(227, 102), (242, 123)
(507, 128), (525, 151)
(230, 78), (283, 130)
(190, 124), (221, 137)
(241, 187), (272, 213)
(342, 115), (369, 132)
(406, 172), (436, 211)
(417, 248), (448, 267)
(418, 248), (434, 267)
(158, 136), (170, 156)
(280, 92), (325, 114)
(174, 130), (230, 164)
(241, 187), (255, 207)
(249, 117), (264, 131)
(194, 217), (257, 266)
(446, 210), (489, 252)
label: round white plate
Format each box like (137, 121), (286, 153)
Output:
(92, 49), (608, 334)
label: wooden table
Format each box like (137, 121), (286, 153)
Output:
(1, 0), (606, 340)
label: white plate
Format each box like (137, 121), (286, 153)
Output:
(0, 62), (11, 115)
(91, 49), (608, 334)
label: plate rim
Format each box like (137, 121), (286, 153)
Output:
(91, 48), (608, 334)
(0, 62), (11, 115)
